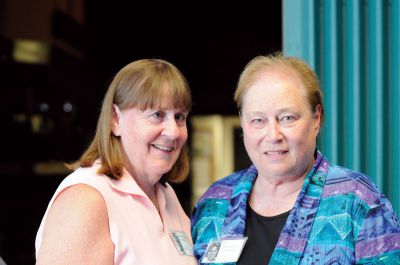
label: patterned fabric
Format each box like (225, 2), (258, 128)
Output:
(191, 151), (400, 264)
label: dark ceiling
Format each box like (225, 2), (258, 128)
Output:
(84, 1), (282, 115)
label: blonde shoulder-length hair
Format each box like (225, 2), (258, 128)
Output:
(68, 59), (192, 183)
(234, 53), (325, 127)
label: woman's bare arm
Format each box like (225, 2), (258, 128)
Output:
(36, 184), (114, 265)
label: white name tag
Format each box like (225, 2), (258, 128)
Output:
(170, 231), (194, 256)
(201, 237), (248, 263)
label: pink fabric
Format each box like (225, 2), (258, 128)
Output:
(35, 162), (198, 265)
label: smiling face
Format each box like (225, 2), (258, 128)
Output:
(240, 68), (321, 182)
(112, 94), (188, 184)
(206, 244), (219, 261)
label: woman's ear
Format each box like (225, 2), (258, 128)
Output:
(112, 104), (122, 136)
(313, 104), (322, 132)
(239, 111), (244, 128)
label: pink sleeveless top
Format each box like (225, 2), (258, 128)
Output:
(35, 162), (198, 265)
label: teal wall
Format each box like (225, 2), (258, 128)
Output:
(283, 0), (400, 213)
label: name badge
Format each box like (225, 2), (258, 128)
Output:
(170, 231), (194, 256)
(201, 237), (248, 263)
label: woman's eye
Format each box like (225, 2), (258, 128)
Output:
(251, 118), (263, 124)
(152, 111), (165, 120)
(281, 115), (295, 122)
(175, 113), (187, 122)
(249, 118), (264, 128)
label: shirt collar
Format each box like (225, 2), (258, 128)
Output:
(93, 161), (150, 197)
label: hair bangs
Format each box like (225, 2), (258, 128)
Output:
(134, 77), (191, 112)
(114, 59), (191, 112)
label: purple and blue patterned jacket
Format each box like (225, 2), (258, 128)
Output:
(191, 151), (400, 264)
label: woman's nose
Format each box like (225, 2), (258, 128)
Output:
(265, 122), (283, 142)
(162, 119), (180, 138)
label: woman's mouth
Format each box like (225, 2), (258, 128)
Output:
(151, 144), (175, 152)
(265, 150), (288, 155)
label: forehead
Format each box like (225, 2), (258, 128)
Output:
(242, 69), (309, 111)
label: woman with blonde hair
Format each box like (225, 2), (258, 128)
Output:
(36, 59), (197, 264)
(192, 54), (400, 264)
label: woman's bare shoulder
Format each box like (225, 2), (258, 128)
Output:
(36, 184), (114, 265)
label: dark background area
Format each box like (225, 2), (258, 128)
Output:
(0, 1), (281, 264)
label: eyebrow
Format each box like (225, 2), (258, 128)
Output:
(276, 107), (298, 113)
(246, 107), (298, 115)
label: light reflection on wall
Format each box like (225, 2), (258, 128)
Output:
(13, 39), (50, 64)
(190, 115), (250, 208)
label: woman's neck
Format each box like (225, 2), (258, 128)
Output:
(124, 160), (159, 205)
(249, 159), (314, 216)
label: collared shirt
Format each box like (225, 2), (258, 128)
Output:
(36, 162), (197, 265)
(191, 151), (400, 264)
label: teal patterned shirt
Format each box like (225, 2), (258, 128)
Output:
(191, 151), (400, 264)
